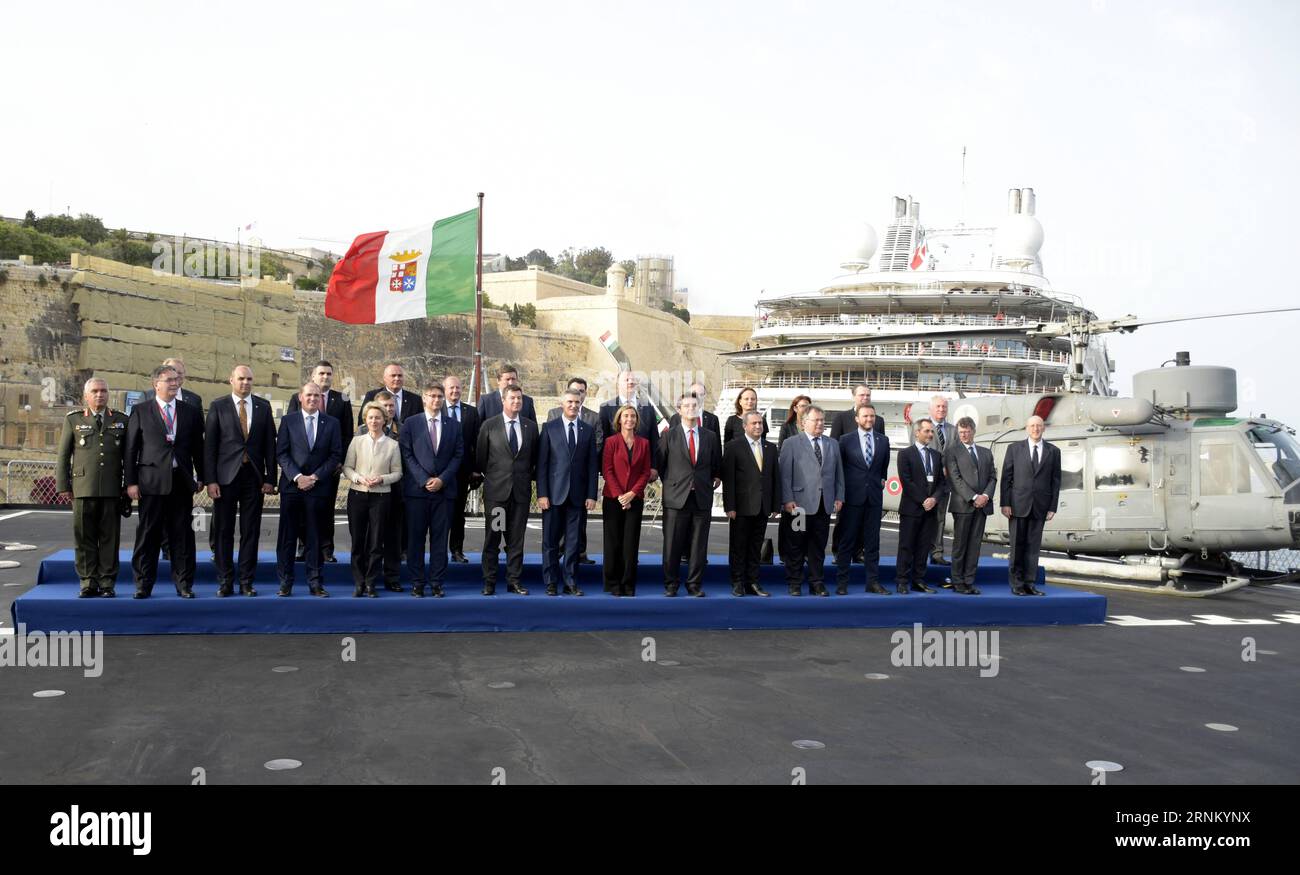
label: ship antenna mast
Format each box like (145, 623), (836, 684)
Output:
(960, 145), (967, 226)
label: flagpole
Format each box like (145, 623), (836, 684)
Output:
(473, 191), (485, 404)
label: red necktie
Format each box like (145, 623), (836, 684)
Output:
(689, 428), (696, 465)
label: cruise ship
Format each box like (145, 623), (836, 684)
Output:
(722, 188), (1115, 444)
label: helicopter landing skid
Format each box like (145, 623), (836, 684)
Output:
(1042, 574), (1252, 598)
(996, 553), (1254, 597)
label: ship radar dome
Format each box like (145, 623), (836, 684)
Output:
(994, 213), (1044, 264)
(839, 223), (878, 273)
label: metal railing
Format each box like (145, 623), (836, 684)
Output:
(754, 313), (1036, 331)
(723, 375), (1053, 394)
(738, 342), (1069, 365)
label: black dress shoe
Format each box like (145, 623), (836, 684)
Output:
(216, 585), (233, 598)
(1026, 585), (1045, 596)
(277, 586), (292, 597)
(621, 587), (636, 598)
(578, 554), (595, 565)
(868, 583), (890, 595)
(507, 583), (528, 595)
(750, 584), (770, 597)
(811, 583), (829, 597)
(366, 586), (378, 598)
(384, 582), (403, 592)
(179, 589), (196, 599)
(353, 586), (364, 598)
(836, 584), (848, 596)
(930, 553), (951, 566)
(411, 586), (426, 598)
(687, 586), (705, 598)
(432, 585), (445, 598)
(731, 583), (744, 597)
(451, 552), (469, 564)
(133, 590), (149, 599)
(241, 584), (258, 597)
(1010, 585), (1028, 596)
(788, 586), (802, 597)
(664, 586), (678, 597)
(967, 585), (982, 595)
(953, 583), (972, 595)
(322, 553), (337, 564)
(913, 582), (935, 594)
(482, 584), (496, 596)
(565, 585), (585, 597)
(310, 586), (329, 598)
(78, 589), (97, 599)
(896, 583), (910, 594)
(546, 584), (558, 596)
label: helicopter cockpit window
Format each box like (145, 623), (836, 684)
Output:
(1248, 427), (1300, 503)
(1198, 441), (1252, 496)
(1060, 447), (1085, 491)
(1093, 443), (1150, 491)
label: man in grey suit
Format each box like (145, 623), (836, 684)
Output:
(999, 414), (1061, 596)
(925, 395), (957, 565)
(658, 393), (722, 597)
(478, 386), (538, 595)
(943, 416), (996, 595)
(546, 376), (603, 565)
(779, 405), (844, 597)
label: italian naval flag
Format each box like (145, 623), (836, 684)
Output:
(325, 208), (478, 324)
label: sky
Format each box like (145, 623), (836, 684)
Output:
(4, 0), (1299, 422)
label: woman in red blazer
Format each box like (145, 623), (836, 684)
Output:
(602, 404), (652, 596)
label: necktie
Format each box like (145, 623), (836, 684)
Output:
(689, 429), (697, 465)
(508, 420), (518, 455)
(568, 421), (576, 455)
(937, 424), (946, 451)
(969, 445), (978, 468)
(752, 441), (762, 471)
(238, 399), (249, 438)
(1032, 443), (1039, 470)
(95, 413), (103, 433)
(923, 447), (932, 477)
(865, 433), (874, 467)
(306, 415), (315, 450)
(452, 404), (460, 422)
(813, 437), (822, 465)
(162, 402), (174, 435)
(429, 417), (439, 453)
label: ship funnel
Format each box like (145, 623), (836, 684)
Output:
(1021, 187), (1035, 216)
(909, 200), (920, 221)
(1007, 188), (1021, 214)
(894, 197), (907, 218)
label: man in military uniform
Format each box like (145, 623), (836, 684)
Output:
(56, 378), (129, 597)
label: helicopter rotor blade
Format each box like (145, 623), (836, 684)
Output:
(1090, 307), (1300, 334)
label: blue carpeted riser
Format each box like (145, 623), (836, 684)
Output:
(15, 551), (1104, 635)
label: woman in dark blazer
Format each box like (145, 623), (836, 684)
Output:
(777, 394), (812, 447)
(601, 404), (652, 597)
(723, 386), (769, 445)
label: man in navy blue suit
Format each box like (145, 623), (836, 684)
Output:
(398, 382), (463, 598)
(835, 404), (891, 595)
(276, 381), (343, 597)
(477, 364), (537, 423)
(536, 388), (599, 596)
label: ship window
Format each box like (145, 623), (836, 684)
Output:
(1093, 443), (1151, 491)
(1061, 448), (1085, 491)
(1197, 440), (1251, 496)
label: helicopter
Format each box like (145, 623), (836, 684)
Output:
(720, 307), (1300, 597)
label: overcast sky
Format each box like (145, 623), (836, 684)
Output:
(5, 1), (1298, 422)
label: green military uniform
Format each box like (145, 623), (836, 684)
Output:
(55, 406), (130, 596)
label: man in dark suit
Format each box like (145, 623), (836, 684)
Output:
(999, 414), (1061, 596)
(658, 393), (722, 597)
(476, 385), (537, 595)
(779, 405), (844, 596)
(359, 361), (422, 425)
(835, 404), (891, 595)
(599, 370), (660, 480)
(721, 410), (779, 597)
(829, 383), (886, 438)
(536, 389), (598, 595)
(944, 416), (997, 595)
(205, 364), (276, 597)
(667, 381), (721, 441)
(125, 364), (206, 599)
(924, 395), (957, 565)
(478, 364), (537, 423)
(161, 357), (203, 561)
(398, 383), (463, 598)
(443, 374), (480, 564)
(828, 384), (884, 562)
(546, 376), (602, 565)
(275, 381), (343, 596)
(288, 361), (354, 563)
(895, 418), (947, 594)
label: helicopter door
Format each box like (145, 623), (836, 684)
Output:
(1049, 442), (1088, 532)
(1192, 435), (1274, 538)
(1089, 437), (1164, 534)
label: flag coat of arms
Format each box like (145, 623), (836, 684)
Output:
(326, 208), (478, 324)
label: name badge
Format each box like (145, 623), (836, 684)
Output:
(926, 475), (934, 483)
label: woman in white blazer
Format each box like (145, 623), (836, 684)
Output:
(343, 402), (403, 596)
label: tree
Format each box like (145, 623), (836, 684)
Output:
(504, 255), (527, 271)
(620, 259), (636, 284)
(524, 248), (554, 271)
(574, 247), (614, 285)
(22, 210), (36, 226)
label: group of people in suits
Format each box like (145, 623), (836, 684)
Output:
(58, 359), (1062, 600)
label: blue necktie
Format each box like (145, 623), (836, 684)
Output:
(568, 421), (576, 455)
(923, 448), (932, 477)
(865, 433), (874, 467)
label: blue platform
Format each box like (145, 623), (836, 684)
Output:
(11, 550), (1106, 635)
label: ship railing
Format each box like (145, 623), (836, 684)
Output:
(753, 313), (1035, 330)
(722, 376), (1049, 394)
(736, 343), (1069, 365)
